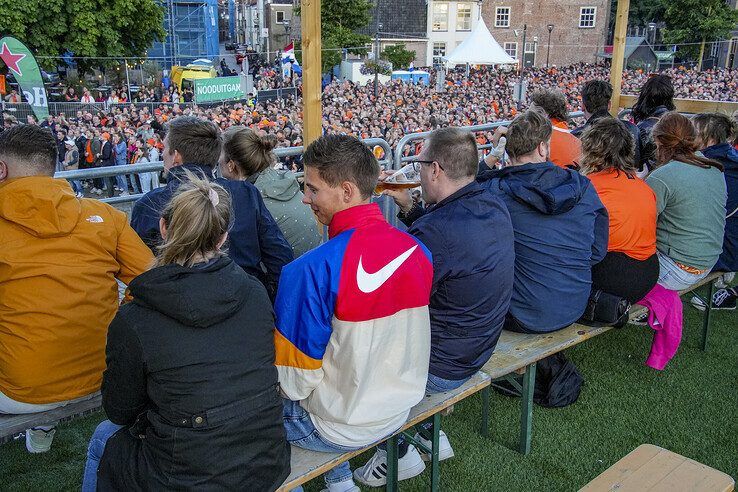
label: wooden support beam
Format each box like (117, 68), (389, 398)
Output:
(301, 0), (322, 145)
(609, 0), (630, 117)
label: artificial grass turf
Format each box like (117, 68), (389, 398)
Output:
(2, 301), (736, 491)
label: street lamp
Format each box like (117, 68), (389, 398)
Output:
(647, 22), (656, 46)
(546, 24), (554, 67)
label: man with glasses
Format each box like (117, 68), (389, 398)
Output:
(356, 127), (515, 486)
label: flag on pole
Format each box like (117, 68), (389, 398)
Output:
(281, 42), (301, 78)
(0, 36), (49, 120)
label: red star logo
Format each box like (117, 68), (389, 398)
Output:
(0, 43), (26, 77)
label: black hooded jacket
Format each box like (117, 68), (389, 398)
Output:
(97, 256), (290, 491)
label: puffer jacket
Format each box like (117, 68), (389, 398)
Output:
(702, 143), (738, 272)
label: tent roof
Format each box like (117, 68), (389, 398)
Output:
(442, 19), (516, 66)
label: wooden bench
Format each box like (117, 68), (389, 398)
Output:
(277, 371), (492, 492)
(580, 444), (735, 491)
(480, 272), (723, 456)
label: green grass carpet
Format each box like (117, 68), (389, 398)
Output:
(2, 300), (736, 491)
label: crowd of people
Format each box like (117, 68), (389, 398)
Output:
(0, 69), (736, 492)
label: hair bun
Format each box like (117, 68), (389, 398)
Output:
(259, 133), (278, 152)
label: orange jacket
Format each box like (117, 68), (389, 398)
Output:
(0, 177), (153, 404)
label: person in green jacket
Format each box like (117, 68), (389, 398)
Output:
(220, 126), (322, 257)
(645, 112), (727, 291)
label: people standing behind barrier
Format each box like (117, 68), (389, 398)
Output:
(62, 138), (84, 198)
(220, 126), (321, 257)
(478, 109), (609, 333)
(130, 116), (293, 298)
(688, 113), (738, 311)
(112, 133), (130, 196)
(274, 135), (433, 492)
(0, 125), (152, 454)
(645, 112), (726, 292)
(579, 118), (659, 304)
(572, 80), (643, 168)
(529, 89), (582, 169)
(357, 128), (515, 486)
(632, 75), (676, 173)
(82, 177), (290, 491)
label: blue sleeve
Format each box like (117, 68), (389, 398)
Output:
(408, 219), (444, 290)
(131, 194), (163, 252)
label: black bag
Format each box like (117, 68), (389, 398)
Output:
(492, 352), (583, 408)
(579, 288), (631, 328)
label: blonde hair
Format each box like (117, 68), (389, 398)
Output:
(156, 172), (232, 267)
(222, 126), (278, 178)
(580, 118), (636, 175)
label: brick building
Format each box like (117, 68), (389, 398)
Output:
(481, 0), (611, 68)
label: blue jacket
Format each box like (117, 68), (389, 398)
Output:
(400, 181), (515, 380)
(702, 143), (738, 272)
(478, 162), (609, 333)
(114, 142), (127, 166)
(130, 164), (294, 296)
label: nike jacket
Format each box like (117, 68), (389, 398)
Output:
(274, 203), (433, 447)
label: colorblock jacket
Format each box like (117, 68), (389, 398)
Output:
(274, 203), (433, 447)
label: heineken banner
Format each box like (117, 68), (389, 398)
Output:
(194, 76), (253, 103)
(0, 36), (49, 120)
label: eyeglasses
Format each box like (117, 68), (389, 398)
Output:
(408, 159), (445, 172)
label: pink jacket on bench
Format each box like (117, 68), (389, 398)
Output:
(636, 284), (683, 370)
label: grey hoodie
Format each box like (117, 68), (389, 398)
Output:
(254, 167), (322, 257)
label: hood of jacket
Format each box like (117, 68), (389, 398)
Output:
(0, 176), (81, 238)
(254, 167), (300, 202)
(129, 256), (245, 328)
(478, 162), (588, 215)
(702, 143), (738, 171)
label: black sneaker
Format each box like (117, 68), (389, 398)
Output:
(690, 288), (737, 311)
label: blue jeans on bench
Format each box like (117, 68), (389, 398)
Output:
(81, 420), (124, 492)
(283, 399), (364, 488)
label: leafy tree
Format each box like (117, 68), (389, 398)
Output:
(295, 0), (373, 72)
(608, 0), (666, 44)
(0, 0), (165, 72)
(661, 0), (738, 68)
(381, 44), (416, 70)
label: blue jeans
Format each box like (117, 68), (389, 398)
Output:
(657, 251), (710, 291)
(81, 420), (124, 492)
(282, 399), (363, 485)
(69, 180), (83, 194)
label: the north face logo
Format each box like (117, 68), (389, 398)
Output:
(86, 215), (104, 223)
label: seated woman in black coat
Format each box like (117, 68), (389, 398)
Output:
(82, 175), (290, 491)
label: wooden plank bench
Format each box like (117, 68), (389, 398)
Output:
(480, 272), (723, 456)
(277, 371), (492, 492)
(580, 444), (735, 491)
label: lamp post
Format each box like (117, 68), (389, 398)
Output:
(374, 22), (383, 98)
(647, 22), (656, 47)
(546, 24), (554, 67)
(517, 24), (527, 110)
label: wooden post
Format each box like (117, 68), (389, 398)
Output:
(301, 0), (322, 145)
(609, 0), (630, 116)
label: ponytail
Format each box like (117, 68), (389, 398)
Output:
(652, 112), (724, 172)
(222, 126), (277, 178)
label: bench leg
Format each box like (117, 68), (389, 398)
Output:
(519, 362), (536, 455)
(430, 413), (441, 492)
(480, 384), (491, 438)
(701, 281), (714, 351)
(386, 434), (398, 492)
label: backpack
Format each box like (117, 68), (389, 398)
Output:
(492, 352), (583, 408)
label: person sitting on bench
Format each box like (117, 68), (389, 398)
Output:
(529, 89), (582, 169)
(478, 109), (609, 334)
(579, 118), (659, 304)
(689, 113), (738, 311)
(82, 176), (290, 491)
(645, 113), (726, 293)
(0, 124), (152, 454)
(358, 127), (515, 486)
(274, 135), (433, 492)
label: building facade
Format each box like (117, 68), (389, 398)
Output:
(149, 0), (221, 68)
(426, 1), (483, 66)
(265, 0), (299, 57)
(481, 0), (610, 67)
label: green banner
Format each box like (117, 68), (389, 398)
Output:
(0, 36), (49, 120)
(194, 76), (245, 103)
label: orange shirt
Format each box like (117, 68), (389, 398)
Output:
(588, 169), (657, 261)
(550, 120), (582, 168)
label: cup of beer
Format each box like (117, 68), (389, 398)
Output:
(374, 163), (422, 196)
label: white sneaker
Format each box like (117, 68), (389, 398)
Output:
(319, 480), (360, 492)
(413, 430), (455, 462)
(353, 445), (425, 487)
(25, 427), (56, 453)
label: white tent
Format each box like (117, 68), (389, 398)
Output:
(442, 19), (516, 66)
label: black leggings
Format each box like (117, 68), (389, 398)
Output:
(592, 251), (659, 304)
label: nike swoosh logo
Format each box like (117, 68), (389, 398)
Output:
(356, 245), (418, 294)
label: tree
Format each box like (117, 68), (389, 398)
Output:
(295, 0), (373, 72)
(661, 0), (738, 69)
(608, 0), (666, 44)
(381, 44), (416, 70)
(0, 0), (166, 72)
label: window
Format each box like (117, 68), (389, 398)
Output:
(456, 3), (472, 31)
(579, 7), (596, 28)
(433, 42), (447, 62)
(504, 42), (518, 59)
(495, 7), (510, 28)
(524, 42), (536, 53)
(276, 11), (286, 24)
(432, 3), (449, 31)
